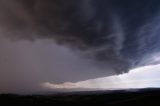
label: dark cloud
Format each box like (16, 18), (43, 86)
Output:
(0, 0), (160, 79)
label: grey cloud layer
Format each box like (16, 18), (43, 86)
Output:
(0, 0), (160, 78)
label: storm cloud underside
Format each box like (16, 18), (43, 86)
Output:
(0, 0), (160, 93)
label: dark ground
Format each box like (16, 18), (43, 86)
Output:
(0, 88), (160, 106)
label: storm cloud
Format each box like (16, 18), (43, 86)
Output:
(0, 0), (160, 86)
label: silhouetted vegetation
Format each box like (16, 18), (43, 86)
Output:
(0, 88), (160, 106)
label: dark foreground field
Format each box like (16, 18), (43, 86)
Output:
(0, 88), (160, 106)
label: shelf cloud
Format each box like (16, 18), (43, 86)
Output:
(0, 0), (160, 93)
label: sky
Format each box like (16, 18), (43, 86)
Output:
(43, 64), (160, 90)
(0, 38), (116, 93)
(0, 38), (160, 94)
(0, 0), (160, 94)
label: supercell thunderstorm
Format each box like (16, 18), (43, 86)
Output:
(0, 0), (160, 93)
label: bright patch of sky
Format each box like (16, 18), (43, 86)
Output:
(42, 64), (160, 90)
